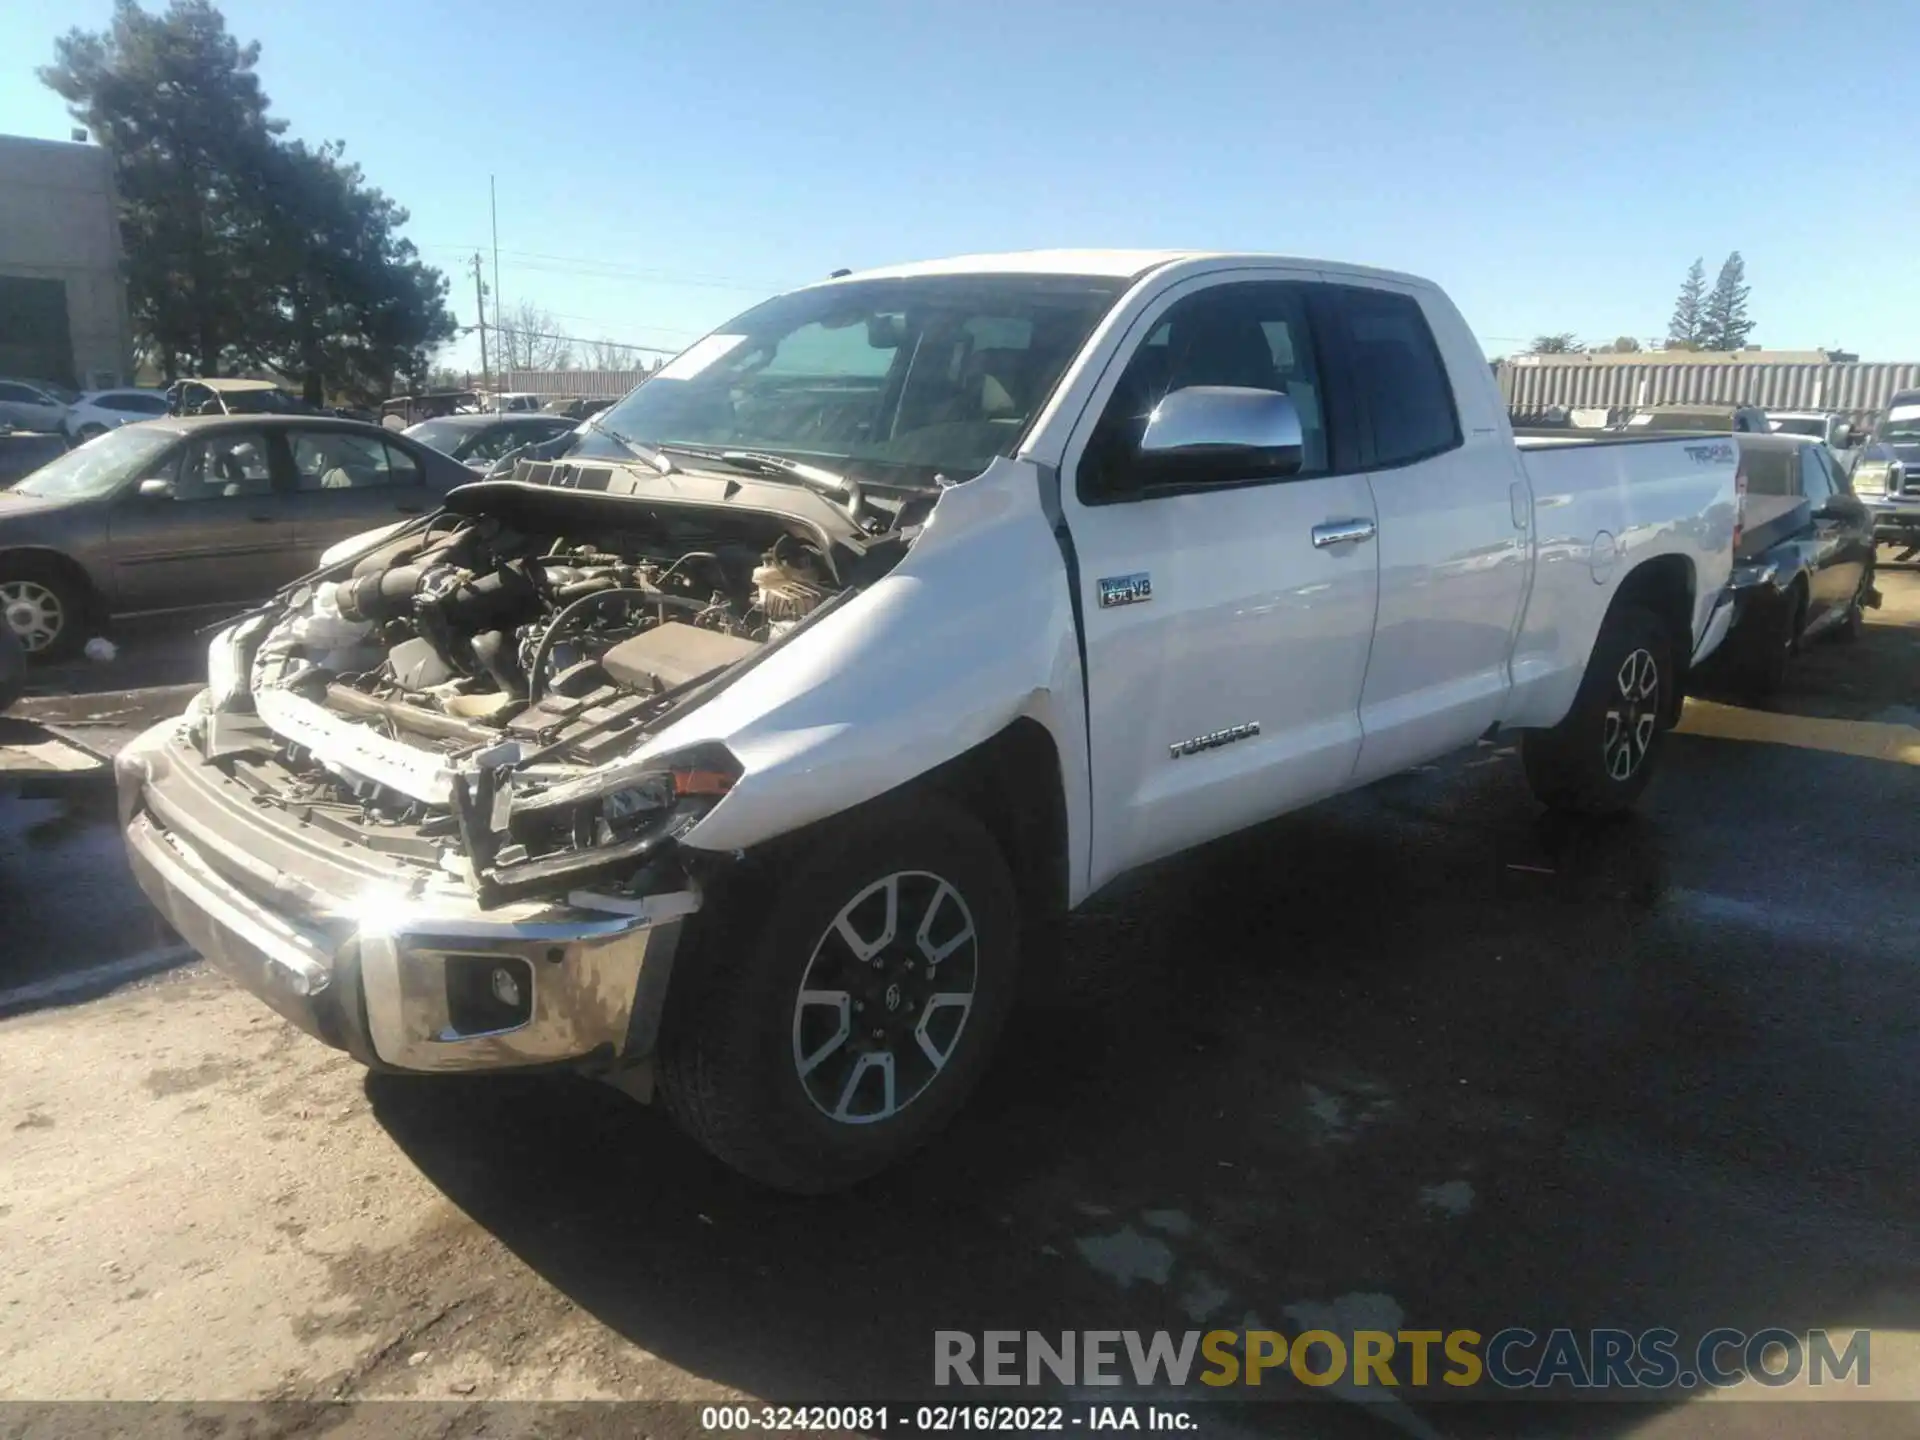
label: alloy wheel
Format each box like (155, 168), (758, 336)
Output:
(1602, 647), (1660, 782)
(0, 580), (63, 654)
(791, 870), (980, 1125)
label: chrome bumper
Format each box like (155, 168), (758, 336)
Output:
(117, 719), (693, 1074)
(1863, 495), (1920, 532)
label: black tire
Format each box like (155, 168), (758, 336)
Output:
(75, 423), (107, 442)
(0, 556), (89, 662)
(657, 792), (1022, 1193)
(1522, 603), (1674, 815)
(1833, 564), (1873, 644)
(1731, 583), (1803, 697)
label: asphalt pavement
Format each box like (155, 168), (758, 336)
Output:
(2, 569), (1918, 1435)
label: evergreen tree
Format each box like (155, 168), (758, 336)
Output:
(1667, 258), (1706, 350)
(1700, 251), (1754, 352)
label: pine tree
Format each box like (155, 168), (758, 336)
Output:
(1667, 258), (1706, 350)
(1700, 252), (1753, 352)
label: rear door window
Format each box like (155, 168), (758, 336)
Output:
(291, 430), (418, 491)
(1328, 288), (1462, 468)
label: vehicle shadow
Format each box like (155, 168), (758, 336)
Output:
(367, 746), (1920, 1428)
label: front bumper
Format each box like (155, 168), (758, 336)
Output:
(1863, 495), (1920, 540)
(116, 718), (695, 1074)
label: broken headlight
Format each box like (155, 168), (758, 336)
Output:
(512, 743), (740, 846)
(464, 743), (741, 904)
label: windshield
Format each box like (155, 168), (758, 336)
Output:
(1876, 401), (1920, 445)
(222, 388), (303, 415)
(1768, 416), (1826, 438)
(579, 273), (1128, 486)
(404, 419), (474, 455)
(10, 425), (177, 500)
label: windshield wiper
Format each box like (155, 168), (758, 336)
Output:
(656, 444), (863, 514)
(584, 415), (674, 474)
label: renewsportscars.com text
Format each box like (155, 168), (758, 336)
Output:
(934, 1327), (1870, 1392)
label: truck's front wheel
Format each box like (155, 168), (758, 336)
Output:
(1522, 604), (1673, 815)
(657, 794), (1021, 1193)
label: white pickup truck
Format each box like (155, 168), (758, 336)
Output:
(117, 251), (1738, 1191)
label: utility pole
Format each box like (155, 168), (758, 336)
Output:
(490, 175), (503, 372)
(471, 252), (490, 392)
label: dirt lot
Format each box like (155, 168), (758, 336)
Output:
(2, 565), (1918, 1436)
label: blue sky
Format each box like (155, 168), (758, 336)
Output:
(5, 0), (1917, 366)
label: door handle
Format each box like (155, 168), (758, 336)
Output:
(248, 514), (278, 524)
(1311, 518), (1376, 548)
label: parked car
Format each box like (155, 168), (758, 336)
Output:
(1766, 409), (1859, 466)
(114, 250), (1737, 1192)
(63, 387), (170, 442)
(1619, 403), (1772, 434)
(543, 397), (617, 421)
(1720, 433), (1878, 694)
(0, 414), (472, 659)
(379, 391), (481, 430)
(0, 619), (22, 713)
(1850, 389), (1920, 559)
(0, 379), (74, 434)
(165, 378), (311, 418)
(484, 391), (545, 413)
(402, 412), (579, 472)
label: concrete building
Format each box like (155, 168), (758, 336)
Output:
(0, 134), (131, 389)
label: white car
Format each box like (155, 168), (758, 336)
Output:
(0, 379), (73, 434)
(64, 387), (170, 442)
(118, 250), (1738, 1192)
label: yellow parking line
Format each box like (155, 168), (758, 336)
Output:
(1677, 699), (1920, 766)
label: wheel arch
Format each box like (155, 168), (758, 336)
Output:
(0, 546), (102, 622)
(1607, 552), (1695, 727)
(917, 717), (1070, 933)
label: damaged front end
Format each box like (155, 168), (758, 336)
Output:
(199, 463), (888, 910)
(119, 460), (916, 1075)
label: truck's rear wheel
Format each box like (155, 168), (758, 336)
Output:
(657, 794), (1021, 1193)
(1522, 604), (1673, 815)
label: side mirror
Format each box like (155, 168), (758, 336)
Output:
(137, 477), (175, 500)
(1831, 424), (1852, 450)
(1134, 386), (1304, 488)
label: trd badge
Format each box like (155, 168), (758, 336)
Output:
(1097, 572), (1152, 608)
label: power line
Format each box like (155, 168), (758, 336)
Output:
(418, 241), (783, 292)
(465, 322), (676, 359)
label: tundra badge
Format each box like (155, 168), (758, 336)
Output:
(1169, 722), (1260, 759)
(1097, 572), (1152, 608)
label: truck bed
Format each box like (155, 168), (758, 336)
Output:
(1498, 430), (1740, 730)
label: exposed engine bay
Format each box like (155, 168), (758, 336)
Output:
(205, 474), (918, 907)
(259, 509), (836, 746)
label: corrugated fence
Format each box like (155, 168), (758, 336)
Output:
(1499, 360), (1920, 429)
(501, 368), (649, 399)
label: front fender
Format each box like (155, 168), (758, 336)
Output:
(650, 458), (1093, 898)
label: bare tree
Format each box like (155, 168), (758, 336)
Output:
(585, 337), (637, 371)
(491, 300), (573, 371)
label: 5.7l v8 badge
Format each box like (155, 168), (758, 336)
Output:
(1097, 572), (1152, 608)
